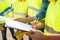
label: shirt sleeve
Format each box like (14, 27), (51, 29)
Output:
(33, 0), (49, 20)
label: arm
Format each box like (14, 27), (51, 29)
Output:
(28, 30), (60, 40)
(14, 17), (34, 23)
(33, 0), (49, 20)
(14, 10), (46, 23)
(14, 8), (47, 23)
(45, 34), (60, 40)
(14, 0), (49, 23)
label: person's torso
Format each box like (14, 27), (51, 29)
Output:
(12, 0), (28, 18)
(28, 0), (42, 17)
(45, 0), (60, 34)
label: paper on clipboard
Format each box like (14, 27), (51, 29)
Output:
(0, 16), (15, 20)
(5, 19), (33, 31)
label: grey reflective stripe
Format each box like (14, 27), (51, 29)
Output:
(28, 6), (40, 12)
(14, 12), (25, 16)
(45, 25), (60, 34)
(0, 0), (4, 2)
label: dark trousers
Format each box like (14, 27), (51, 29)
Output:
(1, 27), (17, 40)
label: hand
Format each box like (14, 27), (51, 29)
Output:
(32, 21), (43, 29)
(27, 30), (45, 40)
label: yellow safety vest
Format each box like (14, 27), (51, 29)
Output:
(0, 0), (13, 24)
(12, 0), (29, 39)
(45, 0), (60, 34)
(12, 0), (28, 18)
(28, 0), (42, 17)
(0, 0), (11, 12)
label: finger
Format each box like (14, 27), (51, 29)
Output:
(28, 34), (39, 40)
(26, 30), (33, 35)
(14, 18), (19, 21)
(28, 34), (34, 37)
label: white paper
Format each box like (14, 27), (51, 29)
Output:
(0, 16), (6, 20)
(5, 19), (33, 31)
(0, 16), (15, 20)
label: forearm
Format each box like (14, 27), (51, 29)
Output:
(15, 17), (34, 23)
(27, 17), (34, 22)
(45, 34), (60, 40)
(16, 18), (28, 23)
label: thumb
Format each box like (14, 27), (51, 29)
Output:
(31, 29), (42, 33)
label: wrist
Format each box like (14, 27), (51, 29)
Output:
(44, 34), (49, 40)
(44, 34), (56, 40)
(39, 33), (46, 40)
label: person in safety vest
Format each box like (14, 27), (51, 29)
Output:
(0, 0), (17, 40)
(23, 0), (60, 40)
(12, 0), (28, 40)
(27, 0), (45, 32)
(14, 0), (49, 31)
(12, 0), (42, 40)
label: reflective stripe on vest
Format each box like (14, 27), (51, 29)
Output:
(28, 6), (40, 12)
(14, 12), (25, 16)
(14, 12), (27, 18)
(0, 0), (4, 2)
(12, 0), (28, 18)
(45, 25), (60, 34)
(0, 0), (13, 24)
(28, 0), (42, 17)
(0, 6), (13, 16)
(0, 7), (13, 24)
